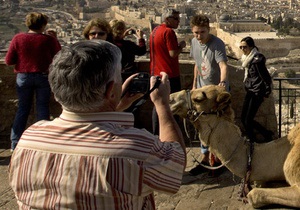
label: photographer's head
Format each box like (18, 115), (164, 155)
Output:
(49, 40), (122, 112)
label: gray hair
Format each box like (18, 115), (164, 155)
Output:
(49, 40), (122, 112)
(162, 9), (180, 21)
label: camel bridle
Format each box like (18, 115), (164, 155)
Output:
(184, 89), (237, 170)
(184, 90), (254, 200)
(185, 89), (227, 123)
(184, 89), (253, 201)
(186, 89), (205, 122)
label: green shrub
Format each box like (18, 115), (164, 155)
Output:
(285, 69), (296, 78)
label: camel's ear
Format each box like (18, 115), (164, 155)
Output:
(216, 92), (231, 111)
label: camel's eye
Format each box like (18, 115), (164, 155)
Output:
(193, 98), (204, 103)
(193, 92), (207, 103)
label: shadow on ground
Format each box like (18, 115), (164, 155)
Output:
(0, 156), (10, 166)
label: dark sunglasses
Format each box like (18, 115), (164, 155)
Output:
(239, 46), (248, 49)
(89, 31), (106, 36)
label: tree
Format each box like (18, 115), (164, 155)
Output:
(79, 0), (86, 7)
(272, 15), (283, 29)
(257, 17), (267, 23)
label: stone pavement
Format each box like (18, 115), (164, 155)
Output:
(0, 148), (17, 210)
(0, 147), (294, 210)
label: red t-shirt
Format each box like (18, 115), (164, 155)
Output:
(149, 24), (180, 78)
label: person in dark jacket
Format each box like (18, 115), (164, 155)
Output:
(109, 19), (146, 82)
(240, 36), (273, 142)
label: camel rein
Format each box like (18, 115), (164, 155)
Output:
(185, 89), (204, 123)
(239, 141), (254, 203)
(184, 89), (254, 201)
(184, 89), (241, 170)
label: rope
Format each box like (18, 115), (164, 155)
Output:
(238, 140), (253, 203)
(183, 114), (244, 171)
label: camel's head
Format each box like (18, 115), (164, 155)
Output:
(170, 85), (233, 121)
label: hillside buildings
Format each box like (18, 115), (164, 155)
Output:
(2, 0), (300, 59)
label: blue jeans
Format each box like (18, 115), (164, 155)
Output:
(11, 73), (51, 150)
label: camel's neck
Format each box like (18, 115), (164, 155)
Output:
(195, 115), (240, 146)
(194, 115), (249, 178)
(194, 113), (289, 181)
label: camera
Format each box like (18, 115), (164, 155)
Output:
(128, 73), (150, 94)
(128, 29), (136, 35)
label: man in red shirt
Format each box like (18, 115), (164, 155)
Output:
(150, 9), (186, 135)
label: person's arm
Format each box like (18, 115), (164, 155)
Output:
(254, 54), (272, 97)
(135, 38), (146, 55)
(218, 61), (228, 87)
(116, 73), (143, 111)
(150, 72), (186, 155)
(132, 30), (146, 56)
(45, 28), (58, 38)
(192, 64), (198, 90)
(5, 38), (17, 66)
(169, 40), (186, 58)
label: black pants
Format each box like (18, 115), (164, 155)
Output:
(152, 76), (181, 135)
(241, 91), (271, 142)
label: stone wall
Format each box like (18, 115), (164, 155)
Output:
(110, 6), (152, 29)
(216, 28), (300, 59)
(0, 60), (277, 147)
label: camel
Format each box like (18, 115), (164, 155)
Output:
(169, 85), (300, 209)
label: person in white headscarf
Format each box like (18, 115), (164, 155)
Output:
(240, 36), (273, 143)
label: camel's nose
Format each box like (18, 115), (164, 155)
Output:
(169, 91), (188, 117)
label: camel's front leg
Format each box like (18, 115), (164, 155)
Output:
(247, 185), (300, 208)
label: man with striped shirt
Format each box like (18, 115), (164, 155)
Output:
(9, 40), (186, 210)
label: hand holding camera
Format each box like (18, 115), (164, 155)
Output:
(128, 72), (150, 94)
(118, 72), (168, 112)
(125, 28), (136, 37)
(117, 73), (144, 111)
(128, 29), (136, 35)
(150, 72), (170, 106)
(127, 72), (161, 94)
(126, 28), (144, 39)
(179, 41), (186, 49)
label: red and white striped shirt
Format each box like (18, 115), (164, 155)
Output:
(9, 110), (185, 210)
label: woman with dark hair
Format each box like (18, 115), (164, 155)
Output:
(240, 36), (273, 142)
(5, 12), (61, 151)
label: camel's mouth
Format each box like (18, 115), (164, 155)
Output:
(169, 103), (180, 115)
(169, 100), (187, 117)
(169, 99), (178, 113)
(169, 90), (188, 117)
